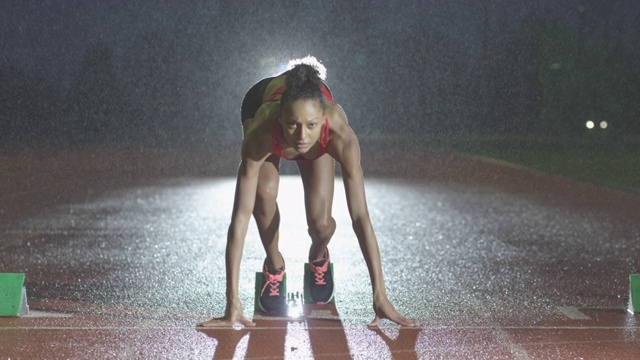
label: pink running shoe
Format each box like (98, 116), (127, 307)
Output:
(258, 260), (286, 314)
(307, 249), (334, 304)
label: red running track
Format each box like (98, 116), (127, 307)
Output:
(1, 148), (639, 359)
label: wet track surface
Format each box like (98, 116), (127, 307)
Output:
(1, 149), (639, 359)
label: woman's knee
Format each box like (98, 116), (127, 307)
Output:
(254, 181), (278, 215)
(307, 216), (336, 240)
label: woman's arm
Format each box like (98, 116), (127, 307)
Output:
(226, 160), (260, 298)
(338, 134), (386, 297)
(329, 108), (418, 327)
(198, 140), (267, 328)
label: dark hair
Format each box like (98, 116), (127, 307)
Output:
(280, 63), (327, 112)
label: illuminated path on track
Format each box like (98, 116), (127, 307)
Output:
(1, 153), (640, 359)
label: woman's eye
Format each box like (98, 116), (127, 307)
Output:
(308, 123), (317, 129)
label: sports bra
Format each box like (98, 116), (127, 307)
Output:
(268, 83), (334, 161)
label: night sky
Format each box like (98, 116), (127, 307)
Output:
(2, 0), (640, 146)
(3, 0), (639, 91)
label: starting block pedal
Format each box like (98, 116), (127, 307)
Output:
(0, 273), (29, 317)
(630, 274), (640, 314)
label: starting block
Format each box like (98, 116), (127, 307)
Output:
(630, 274), (640, 314)
(0, 273), (29, 317)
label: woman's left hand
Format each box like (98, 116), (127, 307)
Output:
(369, 296), (420, 328)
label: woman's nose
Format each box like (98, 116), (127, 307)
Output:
(297, 128), (308, 140)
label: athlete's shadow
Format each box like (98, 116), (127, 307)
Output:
(198, 318), (288, 359)
(197, 327), (253, 359)
(199, 321), (421, 359)
(199, 312), (350, 359)
(370, 326), (422, 359)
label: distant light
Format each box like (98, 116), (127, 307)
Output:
(586, 120), (595, 129)
(600, 121), (608, 129)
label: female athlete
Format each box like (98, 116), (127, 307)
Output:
(198, 57), (417, 328)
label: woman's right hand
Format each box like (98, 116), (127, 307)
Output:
(369, 296), (420, 328)
(196, 301), (256, 328)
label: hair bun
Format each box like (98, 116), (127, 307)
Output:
(285, 55), (327, 90)
(280, 56), (329, 110)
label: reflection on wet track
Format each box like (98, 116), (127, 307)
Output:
(2, 155), (640, 358)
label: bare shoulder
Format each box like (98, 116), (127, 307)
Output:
(326, 103), (360, 165)
(326, 102), (349, 127)
(326, 102), (354, 141)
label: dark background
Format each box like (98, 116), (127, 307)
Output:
(2, 0), (639, 149)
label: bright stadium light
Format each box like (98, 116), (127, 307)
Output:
(586, 120), (595, 129)
(600, 121), (608, 129)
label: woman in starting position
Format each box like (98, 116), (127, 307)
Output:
(198, 56), (416, 327)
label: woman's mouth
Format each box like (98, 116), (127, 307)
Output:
(295, 142), (308, 150)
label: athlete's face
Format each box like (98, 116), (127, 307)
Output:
(281, 99), (324, 154)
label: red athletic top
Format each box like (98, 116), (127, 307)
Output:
(269, 83), (334, 161)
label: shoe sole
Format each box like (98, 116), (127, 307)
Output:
(303, 263), (335, 304)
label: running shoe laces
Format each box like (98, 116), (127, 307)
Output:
(310, 258), (329, 285)
(262, 270), (284, 296)
(307, 250), (334, 304)
(259, 256), (286, 314)
(261, 268), (284, 297)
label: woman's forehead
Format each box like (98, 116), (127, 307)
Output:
(284, 99), (323, 114)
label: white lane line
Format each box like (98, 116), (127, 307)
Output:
(306, 310), (341, 321)
(556, 306), (592, 320)
(22, 310), (74, 318)
(0, 327), (196, 331)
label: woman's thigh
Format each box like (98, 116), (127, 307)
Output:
(296, 154), (335, 222)
(255, 154), (280, 208)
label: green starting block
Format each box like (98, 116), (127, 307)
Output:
(630, 274), (640, 314)
(0, 273), (29, 317)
